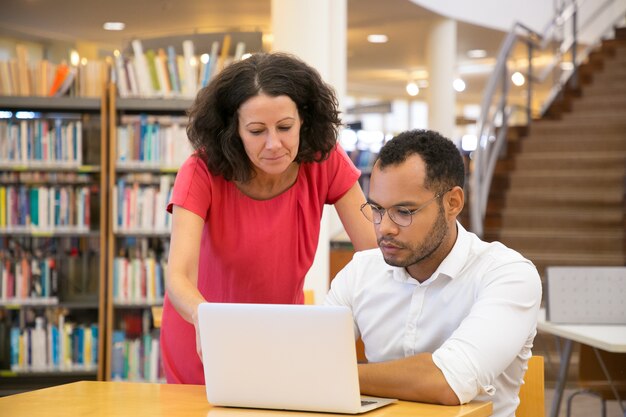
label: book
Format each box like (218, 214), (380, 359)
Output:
(166, 46), (181, 94)
(217, 35), (232, 74)
(144, 49), (161, 95)
(15, 44), (31, 96)
(48, 63), (71, 97)
(155, 49), (172, 97)
(181, 40), (197, 97)
(131, 39), (154, 97)
(114, 52), (130, 98)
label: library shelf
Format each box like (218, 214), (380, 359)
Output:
(105, 84), (189, 382)
(0, 93), (108, 384)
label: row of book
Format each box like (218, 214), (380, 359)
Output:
(113, 176), (172, 233)
(0, 119), (83, 166)
(0, 44), (107, 98)
(0, 236), (100, 303)
(0, 185), (92, 231)
(111, 329), (163, 382)
(8, 315), (98, 371)
(0, 255), (58, 301)
(116, 115), (192, 169)
(113, 36), (246, 99)
(112, 255), (165, 304)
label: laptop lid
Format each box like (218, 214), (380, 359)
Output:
(198, 303), (396, 414)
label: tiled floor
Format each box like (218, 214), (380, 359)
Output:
(545, 386), (624, 417)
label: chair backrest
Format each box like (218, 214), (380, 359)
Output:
(517, 355), (545, 417)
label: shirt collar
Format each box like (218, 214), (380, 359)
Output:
(434, 221), (471, 280)
(390, 221), (472, 285)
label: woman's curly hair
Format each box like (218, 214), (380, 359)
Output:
(186, 52), (342, 182)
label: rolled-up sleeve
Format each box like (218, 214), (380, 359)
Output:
(431, 259), (542, 403)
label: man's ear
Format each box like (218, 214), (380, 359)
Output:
(444, 186), (465, 218)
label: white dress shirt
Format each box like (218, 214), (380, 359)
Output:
(325, 222), (542, 417)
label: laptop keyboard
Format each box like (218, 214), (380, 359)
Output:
(361, 400), (378, 406)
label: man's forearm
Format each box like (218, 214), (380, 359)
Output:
(358, 352), (460, 405)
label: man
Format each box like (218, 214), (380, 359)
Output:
(326, 129), (542, 417)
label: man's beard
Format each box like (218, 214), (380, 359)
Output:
(379, 206), (448, 268)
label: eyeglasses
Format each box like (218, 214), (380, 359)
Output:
(360, 192), (446, 227)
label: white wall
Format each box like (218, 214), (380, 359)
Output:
(411, 0), (626, 43)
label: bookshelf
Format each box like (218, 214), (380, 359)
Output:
(0, 92), (108, 392)
(0, 33), (260, 388)
(104, 83), (193, 382)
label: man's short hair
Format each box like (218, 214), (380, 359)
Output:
(376, 129), (465, 193)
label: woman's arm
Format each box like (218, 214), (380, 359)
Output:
(333, 182), (377, 251)
(166, 205), (207, 323)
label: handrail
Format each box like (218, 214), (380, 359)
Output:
(469, 0), (626, 238)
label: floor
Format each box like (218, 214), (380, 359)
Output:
(545, 386), (624, 417)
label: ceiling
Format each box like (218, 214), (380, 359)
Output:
(0, 0), (521, 105)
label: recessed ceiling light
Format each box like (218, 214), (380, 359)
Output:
(467, 49), (487, 59)
(367, 34), (388, 44)
(406, 81), (419, 96)
(103, 22), (125, 31)
(70, 50), (80, 66)
(511, 71), (525, 86)
(453, 78), (466, 92)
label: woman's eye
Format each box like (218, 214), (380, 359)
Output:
(249, 130), (264, 135)
(278, 125), (292, 131)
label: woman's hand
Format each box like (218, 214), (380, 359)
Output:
(192, 307), (203, 362)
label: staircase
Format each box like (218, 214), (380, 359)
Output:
(483, 29), (626, 279)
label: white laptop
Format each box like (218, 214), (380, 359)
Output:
(197, 302), (397, 414)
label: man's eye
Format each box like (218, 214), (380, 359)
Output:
(394, 207), (413, 216)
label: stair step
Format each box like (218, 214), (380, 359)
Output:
(522, 132), (626, 142)
(498, 228), (623, 239)
(581, 84), (626, 97)
(530, 122), (626, 135)
(516, 251), (626, 267)
(495, 231), (624, 253)
(521, 138), (626, 152)
(596, 66), (626, 77)
(508, 174), (623, 188)
(508, 168), (625, 177)
(514, 151), (626, 169)
(560, 112), (626, 123)
(500, 209), (623, 229)
(504, 189), (624, 207)
(573, 98), (626, 112)
(592, 72), (626, 84)
(502, 206), (623, 219)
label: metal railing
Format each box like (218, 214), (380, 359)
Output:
(469, 0), (626, 237)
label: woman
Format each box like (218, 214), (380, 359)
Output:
(162, 52), (376, 384)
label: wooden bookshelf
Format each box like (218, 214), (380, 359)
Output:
(1, 33), (261, 388)
(0, 96), (100, 112)
(104, 83), (192, 382)
(0, 88), (109, 386)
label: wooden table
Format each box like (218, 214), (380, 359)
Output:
(0, 381), (493, 417)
